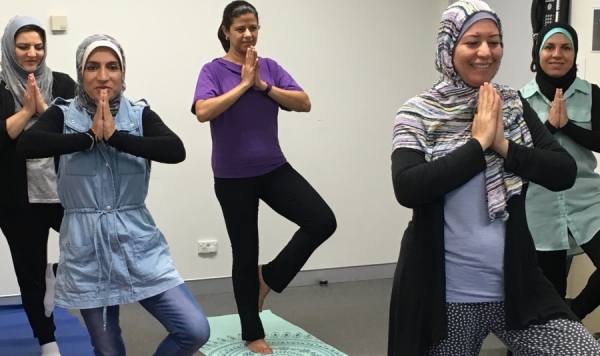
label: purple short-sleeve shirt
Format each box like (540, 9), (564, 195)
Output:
(192, 57), (302, 178)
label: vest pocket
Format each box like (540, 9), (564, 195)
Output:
(65, 151), (97, 176)
(61, 243), (100, 293)
(117, 154), (146, 175)
(131, 230), (171, 283)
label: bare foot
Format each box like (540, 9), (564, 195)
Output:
(247, 339), (273, 354)
(258, 265), (271, 312)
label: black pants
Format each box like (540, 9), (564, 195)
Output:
(537, 229), (600, 319)
(0, 203), (63, 345)
(214, 163), (337, 341)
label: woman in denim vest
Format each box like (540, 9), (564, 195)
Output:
(521, 23), (600, 325)
(17, 34), (210, 356)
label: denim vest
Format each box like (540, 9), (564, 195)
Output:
(521, 78), (600, 256)
(53, 98), (182, 309)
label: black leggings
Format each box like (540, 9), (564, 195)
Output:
(214, 163), (337, 341)
(537, 229), (600, 319)
(0, 203), (63, 345)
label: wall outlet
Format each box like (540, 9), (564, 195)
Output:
(198, 240), (218, 255)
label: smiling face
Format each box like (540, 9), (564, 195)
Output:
(82, 47), (123, 101)
(539, 33), (575, 78)
(14, 30), (44, 72)
(452, 19), (502, 87)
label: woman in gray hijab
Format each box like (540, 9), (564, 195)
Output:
(0, 15), (75, 356)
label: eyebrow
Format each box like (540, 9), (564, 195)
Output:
(86, 61), (120, 65)
(463, 33), (500, 38)
(545, 41), (571, 46)
(16, 42), (43, 45)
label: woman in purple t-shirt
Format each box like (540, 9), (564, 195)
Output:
(191, 1), (337, 354)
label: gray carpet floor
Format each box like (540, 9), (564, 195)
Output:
(69, 278), (507, 355)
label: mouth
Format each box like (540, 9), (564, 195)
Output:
(471, 63), (492, 70)
(95, 86), (111, 90)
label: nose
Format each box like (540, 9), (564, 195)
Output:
(243, 28), (252, 37)
(552, 48), (562, 57)
(26, 47), (36, 57)
(97, 66), (109, 81)
(477, 42), (492, 58)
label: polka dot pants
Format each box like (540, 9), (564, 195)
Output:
(425, 302), (600, 356)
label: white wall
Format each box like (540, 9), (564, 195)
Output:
(0, 0), (442, 297)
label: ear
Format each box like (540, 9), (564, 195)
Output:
(221, 25), (230, 38)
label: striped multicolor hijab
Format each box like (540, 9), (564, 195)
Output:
(392, 0), (533, 221)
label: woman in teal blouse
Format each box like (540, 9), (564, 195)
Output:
(521, 22), (600, 320)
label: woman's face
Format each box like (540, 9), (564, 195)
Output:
(15, 30), (44, 72)
(223, 13), (259, 54)
(539, 33), (574, 78)
(82, 47), (122, 101)
(453, 19), (502, 87)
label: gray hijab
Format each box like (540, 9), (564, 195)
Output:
(0, 16), (53, 112)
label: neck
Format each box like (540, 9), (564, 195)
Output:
(223, 50), (245, 65)
(535, 65), (577, 102)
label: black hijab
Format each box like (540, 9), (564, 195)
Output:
(531, 22), (578, 102)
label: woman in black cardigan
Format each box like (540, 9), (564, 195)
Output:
(0, 16), (74, 356)
(388, 1), (600, 355)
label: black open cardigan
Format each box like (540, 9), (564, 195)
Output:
(388, 97), (579, 356)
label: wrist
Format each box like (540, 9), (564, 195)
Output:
(474, 136), (491, 151)
(21, 107), (34, 118)
(262, 82), (272, 94)
(493, 139), (509, 158)
(85, 129), (98, 150)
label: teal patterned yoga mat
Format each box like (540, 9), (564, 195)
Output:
(200, 310), (348, 355)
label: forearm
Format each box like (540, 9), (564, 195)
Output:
(5, 109), (34, 139)
(560, 120), (600, 152)
(392, 139), (486, 208)
(106, 132), (185, 163)
(267, 87), (311, 112)
(195, 83), (249, 122)
(18, 131), (92, 158)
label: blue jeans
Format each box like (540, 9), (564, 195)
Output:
(80, 283), (210, 356)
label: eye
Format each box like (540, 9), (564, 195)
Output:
(34, 45), (44, 51)
(85, 65), (97, 71)
(488, 41), (500, 47)
(109, 64), (120, 71)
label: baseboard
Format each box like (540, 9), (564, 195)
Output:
(0, 295), (21, 306)
(0, 263), (396, 305)
(186, 262), (396, 296)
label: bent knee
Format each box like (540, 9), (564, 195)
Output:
(307, 209), (337, 240)
(179, 316), (211, 349)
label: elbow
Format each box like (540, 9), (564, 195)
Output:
(195, 110), (210, 123)
(173, 142), (186, 163)
(394, 191), (417, 209)
(547, 156), (577, 192)
(193, 101), (211, 123)
(300, 99), (311, 113)
(392, 178), (417, 209)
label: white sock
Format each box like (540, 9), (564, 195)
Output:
(44, 263), (56, 318)
(41, 341), (61, 356)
